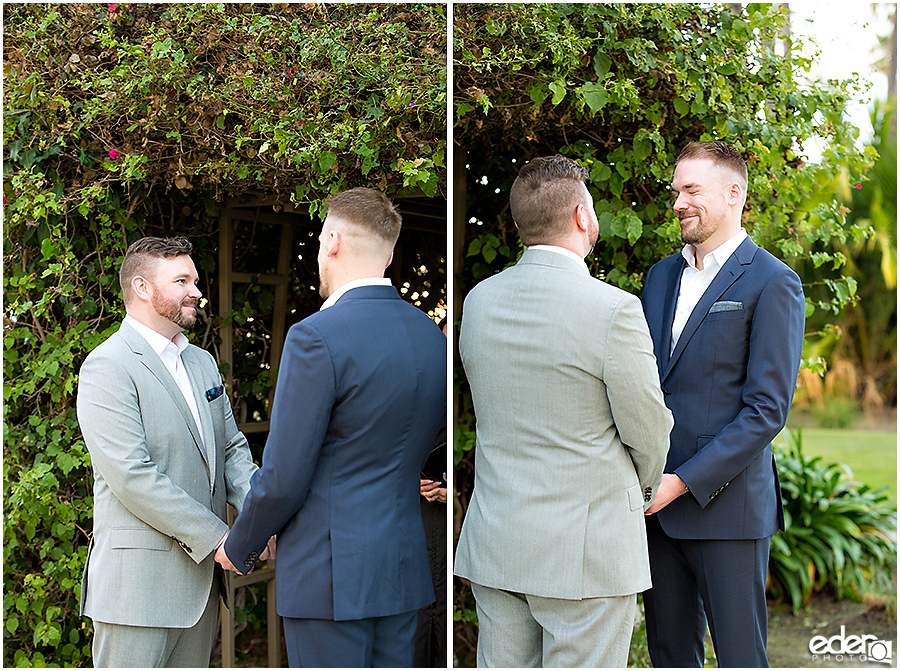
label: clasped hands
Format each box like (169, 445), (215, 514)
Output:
(215, 531), (277, 574)
(644, 473), (689, 516)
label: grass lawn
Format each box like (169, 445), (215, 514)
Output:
(778, 427), (897, 504)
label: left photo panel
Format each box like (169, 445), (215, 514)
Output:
(3, 3), (449, 668)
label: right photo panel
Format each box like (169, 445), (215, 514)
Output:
(452, 3), (898, 668)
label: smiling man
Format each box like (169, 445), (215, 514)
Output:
(76, 236), (258, 667)
(640, 141), (806, 667)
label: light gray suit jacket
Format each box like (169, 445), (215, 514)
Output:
(76, 320), (257, 628)
(454, 248), (673, 599)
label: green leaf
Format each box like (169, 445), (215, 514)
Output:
(580, 82), (608, 115)
(593, 52), (612, 79)
(716, 62), (737, 75)
(549, 80), (566, 106)
(528, 81), (549, 106)
(318, 151), (337, 172)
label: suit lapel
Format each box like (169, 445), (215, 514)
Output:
(656, 258), (685, 375)
(118, 322), (211, 471)
(663, 237), (757, 381)
(183, 349), (216, 478)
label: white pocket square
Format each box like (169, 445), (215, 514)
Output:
(709, 301), (743, 313)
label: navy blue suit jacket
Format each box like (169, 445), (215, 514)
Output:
(641, 237), (805, 540)
(224, 285), (446, 621)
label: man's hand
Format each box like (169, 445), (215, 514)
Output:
(644, 473), (689, 515)
(215, 542), (240, 574)
(259, 535), (277, 562)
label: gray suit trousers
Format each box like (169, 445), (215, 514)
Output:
(92, 584), (219, 668)
(471, 582), (636, 667)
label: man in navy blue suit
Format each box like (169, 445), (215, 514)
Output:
(217, 187), (447, 667)
(641, 141), (805, 667)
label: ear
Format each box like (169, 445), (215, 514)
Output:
(386, 251), (394, 268)
(573, 203), (589, 233)
(131, 275), (153, 302)
(325, 229), (341, 257)
(727, 181), (743, 206)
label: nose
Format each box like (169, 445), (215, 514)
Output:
(673, 192), (689, 212)
(189, 283), (202, 299)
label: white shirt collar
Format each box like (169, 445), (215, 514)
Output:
(320, 277), (392, 311)
(527, 245), (590, 275)
(124, 314), (189, 356)
(681, 228), (748, 271)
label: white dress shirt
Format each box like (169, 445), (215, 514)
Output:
(320, 277), (393, 311)
(124, 315), (205, 447)
(528, 245), (590, 275)
(671, 229), (748, 355)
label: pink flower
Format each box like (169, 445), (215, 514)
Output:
(409, 102), (415, 107)
(298, 121), (306, 126)
(108, 149), (120, 159)
(109, 3), (120, 12)
(856, 184), (862, 189)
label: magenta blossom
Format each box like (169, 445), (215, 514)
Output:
(108, 149), (120, 159)
(109, 3), (120, 12)
(856, 184), (862, 189)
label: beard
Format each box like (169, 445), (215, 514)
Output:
(679, 211), (715, 246)
(151, 288), (197, 330)
(588, 218), (599, 255)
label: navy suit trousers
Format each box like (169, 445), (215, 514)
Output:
(643, 514), (771, 668)
(282, 610), (417, 668)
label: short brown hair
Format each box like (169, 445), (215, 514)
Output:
(119, 236), (193, 303)
(509, 155), (590, 246)
(676, 141), (748, 191)
(325, 187), (402, 246)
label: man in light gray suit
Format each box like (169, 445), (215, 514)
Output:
(76, 236), (259, 667)
(455, 155), (673, 667)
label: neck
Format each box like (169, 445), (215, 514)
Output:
(126, 307), (181, 341)
(325, 266), (387, 298)
(539, 234), (587, 259)
(692, 224), (741, 269)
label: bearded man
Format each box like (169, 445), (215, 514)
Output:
(77, 236), (258, 667)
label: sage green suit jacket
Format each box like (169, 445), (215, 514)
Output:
(455, 249), (673, 599)
(76, 320), (257, 627)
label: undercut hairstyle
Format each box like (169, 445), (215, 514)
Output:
(119, 236), (193, 304)
(676, 141), (748, 193)
(509, 155), (590, 246)
(325, 187), (402, 247)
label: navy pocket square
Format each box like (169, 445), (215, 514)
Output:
(709, 300), (743, 313)
(206, 385), (224, 402)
